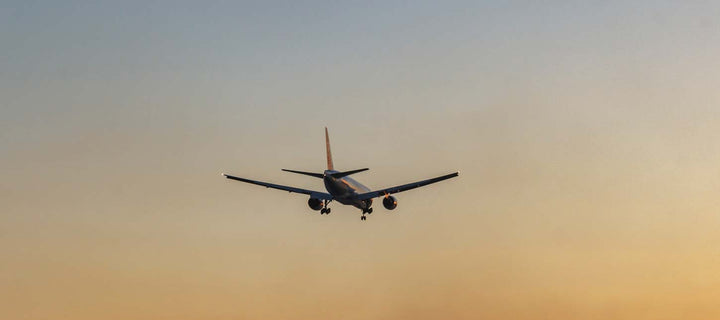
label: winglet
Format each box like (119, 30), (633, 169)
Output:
(325, 127), (334, 170)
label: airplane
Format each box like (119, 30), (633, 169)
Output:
(222, 128), (458, 221)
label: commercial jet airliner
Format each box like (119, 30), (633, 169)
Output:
(222, 128), (458, 221)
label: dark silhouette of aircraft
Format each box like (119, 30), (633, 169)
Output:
(222, 128), (458, 221)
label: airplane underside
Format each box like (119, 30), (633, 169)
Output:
(222, 127), (457, 221)
(318, 196), (373, 220)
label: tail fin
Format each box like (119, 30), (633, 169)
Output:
(325, 127), (334, 170)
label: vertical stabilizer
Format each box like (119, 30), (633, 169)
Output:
(325, 127), (334, 170)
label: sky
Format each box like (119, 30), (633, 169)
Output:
(2, 1), (720, 319)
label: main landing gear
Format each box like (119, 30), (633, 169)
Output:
(360, 208), (373, 221)
(320, 200), (332, 215)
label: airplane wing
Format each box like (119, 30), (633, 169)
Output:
(222, 173), (333, 200)
(355, 172), (459, 200)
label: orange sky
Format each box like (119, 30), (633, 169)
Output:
(3, 2), (720, 319)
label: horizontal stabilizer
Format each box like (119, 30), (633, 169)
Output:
(329, 168), (369, 179)
(281, 169), (324, 178)
(282, 169), (323, 179)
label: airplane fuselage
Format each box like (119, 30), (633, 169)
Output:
(323, 170), (373, 210)
(222, 127), (458, 221)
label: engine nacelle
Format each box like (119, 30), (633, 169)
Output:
(383, 195), (398, 210)
(308, 198), (323, 211)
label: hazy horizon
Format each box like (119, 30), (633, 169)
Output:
(3, 1), (720, 319)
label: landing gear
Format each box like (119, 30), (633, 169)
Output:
(320, 200), (332, 215)
(360, 207), (373, 221)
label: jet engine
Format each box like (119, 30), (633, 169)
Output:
(383, 195), (398, 210)
(308, 198), (323, 211)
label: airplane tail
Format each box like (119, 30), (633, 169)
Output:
(328, 168), (368, 178)
(325, 127), (334, 170)
(281, 128), (369, 179)
(281, 169), (324, 178)
(279, 127), (333, 179)
(282, 168), (369, 179)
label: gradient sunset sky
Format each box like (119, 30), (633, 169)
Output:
(3, 1), (720, 319)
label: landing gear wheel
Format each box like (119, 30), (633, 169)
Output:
(326, 208), (331, 214)
(361, 216), (366, 221)
(367, 208), (373, 214)
(320, 208), (326, 214)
